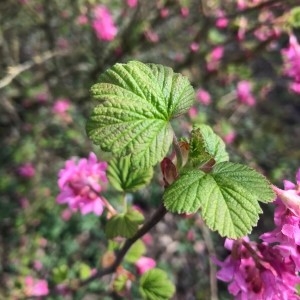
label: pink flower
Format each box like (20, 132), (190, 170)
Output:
(289, 82), (300, 94)
(223, 131), (236, 145)
(17, 163), (35, 178)
(180, 7), (189, 17)
(57, 152), (108, 216)
(189, 42), (199, 52)
(92, 5), (117, 41)
(24, 276), (49, 297)
(188, 107), (198, 119)
(236, 80), (256, 106)
(77, 14), (88, 25)
(160, 8), (169, 18)
(135, 256), (156, 274)
(215, 11), (229, 29)
(52, 98), (71, 114)
(144, 30), (159, 43)
(196, 88), (211, 105)
(127, 0), (138, 8)
(214, 238), (300, 299)
(282, 35), (300, 83)
(207, 46), (224, 71)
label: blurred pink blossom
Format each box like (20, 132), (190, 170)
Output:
(282, 35), (300, 84)
(207, 46), (224, 71)
(215, 11), (229, 28)
(92, 5), (117, 41)
(17, 163), (35, 178)
(189, 42), (199, 52)
(180, 7), (189, 17)
(160, 8), (169, 18)
(61, 208), (73, 221)
(144, 30), (159, 43)
(188, 107), (198, 119)
(223, 132), (236, 145)
(290, 82), (300, 94)
(52, 98), (71, 115)
(24, 276), (49, 297)
(33, 260), (43, 271)
(135, 256), (156, 274)
(127, 0), (138, 8)
(77, 14), (88, 25)
(142, 233), (153, 245)
(35, 92), (48, 103)
(236, 80), (256, 106)
(57, 152), (108, 216)
(196, 88), (211, 105)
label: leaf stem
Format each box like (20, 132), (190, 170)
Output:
(173, 135), (183, 169)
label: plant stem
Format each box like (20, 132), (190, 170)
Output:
(78, 203), (167, 287)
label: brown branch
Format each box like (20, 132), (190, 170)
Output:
(0, 50), (68, 90)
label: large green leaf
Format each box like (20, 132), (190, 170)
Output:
(188, 124), (229, 168)
(163, 162), (275, 238)
(105, 209), (144, 239)
(86, 61), (194, 168)
(107, 155), (153, 192)
(139, 268), (175, 300)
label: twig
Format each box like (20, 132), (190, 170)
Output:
(196, 216), (218, 300)
(0, 50), (68, 90)
(71, 203), (167, 289)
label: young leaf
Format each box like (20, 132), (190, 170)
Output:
(107, 155), (153, 192)
(125, 240), (146, 263)
(105, 209), (144, 239)
(188, 124), (229, 167)
(163, 162), (275, 238)
(139, 268), (175, 300)
(86, 61), (195, 168)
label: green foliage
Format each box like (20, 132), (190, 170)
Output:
(105, 209), (144, 239)
(124, 240), (146, 263)
(289, 7), (300, 28)
(107, 155), (153, 192)
(139, 268), (175, 300)
(188, 124), (229, 168)
(163, 162), (275, 238)
(86, 61), (194, 169)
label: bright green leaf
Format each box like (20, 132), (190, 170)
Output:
(79, 263), (91, 280)
(105, 209), (144, 239)
(125, 239), (146, 263)
(188, 124), (229, 167)
(139, 268), (175, 300)
(113, 274), (128, 292)
(163, 162), (275, 238)
(86, 61), (194, 168)
(107, 155), (153, 192)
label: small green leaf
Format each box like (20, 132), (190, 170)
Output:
(113, 274), (128, 292)
(107, 155), (153, 192)
(86, 61), (194, 168)
(139, 268), (175, 300)
(105, 209), (144, 239)
(125, 239), (146, 263)
(79, 263), (91, 280)
(163, 162), (275, 238)
(188, 124), (229, 167)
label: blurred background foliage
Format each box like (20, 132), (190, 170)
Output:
(0, 0), (300, 299)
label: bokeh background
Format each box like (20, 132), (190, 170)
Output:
(1, 0), (300, 299)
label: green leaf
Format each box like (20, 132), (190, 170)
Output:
(105, 209), (144, 239)
(86, 61), (194, 168)
(188, 124), (229, 167)
(79, 263), (91, 280)
(163, 162), (275, 238)
(113, 274), (128, 292)
(139, 268), (175, 300)
(125, 239), (146, 263)
(107, 155), (153, 192)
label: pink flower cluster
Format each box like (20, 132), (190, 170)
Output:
(135, 256), (156, 275)
(236, 80), (256, 106)
(92, 5), (117, 41)
(57, 152), (108, 216)
(24, 276), (49, 297)
(282, 35), (300, 94)
(17, 163), (35, 178)
(215, 169), (300, 299)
